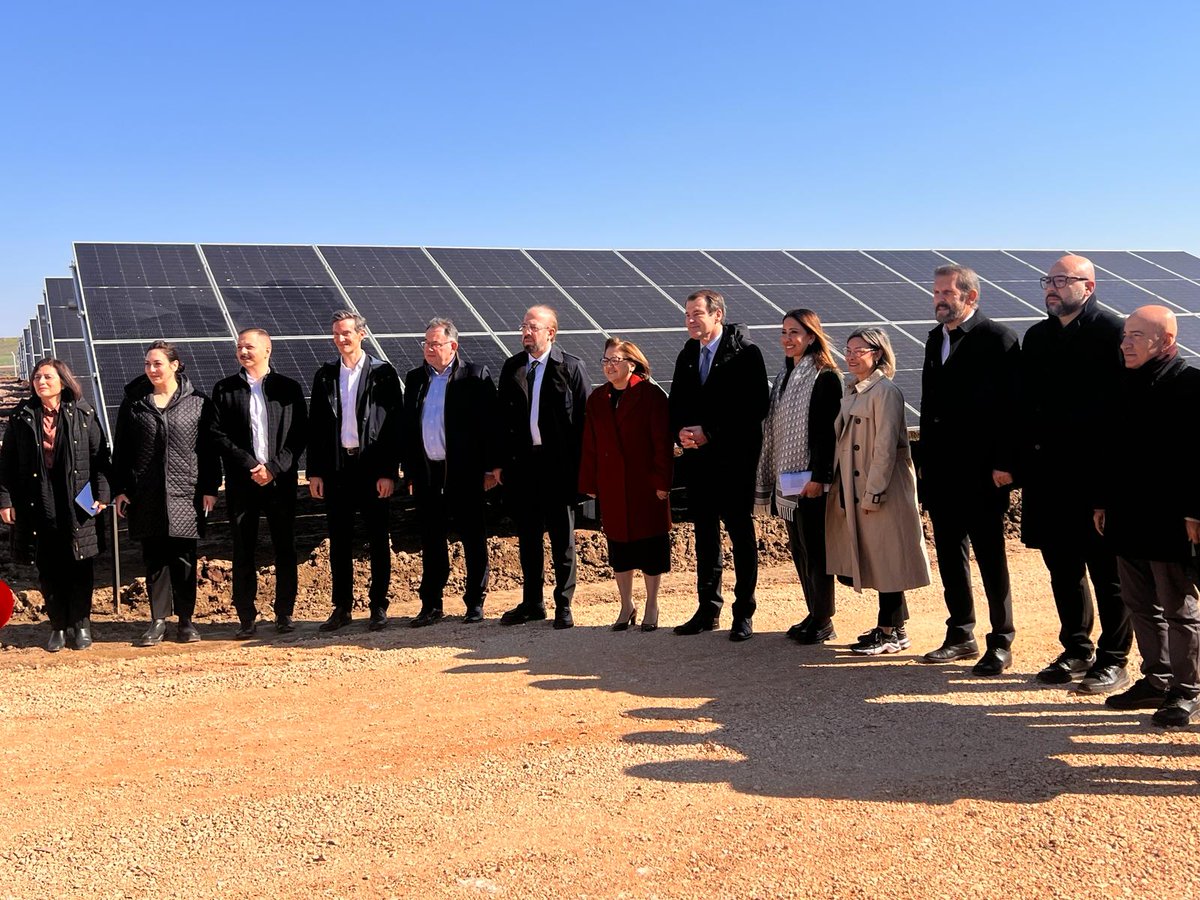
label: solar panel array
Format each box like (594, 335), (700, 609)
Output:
(14, 245), (1200, 434)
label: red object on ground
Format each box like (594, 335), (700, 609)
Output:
(0, 580), (14, 629)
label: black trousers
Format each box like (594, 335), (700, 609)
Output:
(229, 481), (298, 625)
(876, 591), (909, 629)
(35, 530), (94, 630)
(929, 496), (1015, 650)
(1040, 526), (1131, 667)
(143, 536), (198, 621)
(326, 459), (392, 612)
(783, 495), (835, 621)
(1118, 556), (1200, 698)
(690, 486), (757, 623)
(509, 451), (576, 610)
(416, 460), (489, 613)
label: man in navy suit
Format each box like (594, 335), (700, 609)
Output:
(496, 305), (590, 629)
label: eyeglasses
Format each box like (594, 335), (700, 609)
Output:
(421, 340), (452, 350)
(843, 346), (878, 358)
(1039, 275), (1090, 289)
(600, 356), (630, 367)
(518, 323), (547, 333)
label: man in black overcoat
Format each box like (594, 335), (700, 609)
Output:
(916, 266), (1020, 675)
(1020, 254), (1132, 693)
(669, 289), (769, 641)
(496, 305), (590, 629)
(401, 318), (500, 626)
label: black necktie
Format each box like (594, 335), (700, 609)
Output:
(527, 359), (539, 408)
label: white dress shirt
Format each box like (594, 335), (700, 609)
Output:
(421, 361), (453, 461)
(339, 352), (367, 449)
(243, 369), (269, 465)
(528, 347), (552, 447)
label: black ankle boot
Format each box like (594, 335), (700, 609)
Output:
(135, 619), (167, 647)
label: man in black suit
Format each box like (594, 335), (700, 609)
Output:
(402, 318), (500, 626)
(915, 266), (1020, 675)
(211, 328), (308, 637)
(308, 310), (402, 633)
(1020, 254), (1132, 693)
(669, 289), (769, 641)
(497, 305), (590, 629)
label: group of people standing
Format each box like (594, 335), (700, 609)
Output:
(2, 255), (1198, 727)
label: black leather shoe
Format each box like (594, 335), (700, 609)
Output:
(46, 630), (67, 653)
(611, 608), (637, 632)
(368, 608), (389, 631)
(972, 647), (1012, 676)
(795, 620), (836, 644)
(71, 621), (93, 651)
(319, 609), (353, 632)
(553, 608), (575, 630)
(500, 605), (548, 626)
(1076, 664), (1130, 695)
(674, 615), (719, 636)
(1153, 693), (1199, 727)
(463, 608), (484, 624)
(729, 618), (753, 642)
(177, 619), (201, 643)
(1106, 678), (1169, 710)
(786, 615), (814, 641)
(135, 619), (168, 647)
(920, 640), (980, 664)
(410, 608), (443, 628)
(275, 615), (296, 634)
(235, 622), (257, 640)
(1035, 652), (1094, 684)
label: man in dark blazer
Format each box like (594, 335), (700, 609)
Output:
(211, 328), (308, 637)
(669, 289), (769, 641)
(1020, 254), (1132, 693)
(1095, 306), (1200, 726)
(915, 266), (1020, 675)
(497, 305), (590, 629)
(402, 317), (500, 626)
(308, 310), (402, 633)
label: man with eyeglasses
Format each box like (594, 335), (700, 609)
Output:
(916, 266), (1020, 675)
(401, 318), (501, 626)
(670, 288), (769, 641)
(1094, 306), (1200, 726)
(1019, 254), (1132, 693)
(497, 305), (590, 629)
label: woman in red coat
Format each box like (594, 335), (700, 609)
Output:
(579, 337), (673, 631)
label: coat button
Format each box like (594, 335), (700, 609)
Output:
(853, 444), (860, 451)
(1034, 443), (1041, 450)
(854, 470), (860, 476)
(855, 417), (861, 424)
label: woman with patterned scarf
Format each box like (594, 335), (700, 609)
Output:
(753, 309), (843, 643)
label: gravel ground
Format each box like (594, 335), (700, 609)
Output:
(2, 538), (1199, 899)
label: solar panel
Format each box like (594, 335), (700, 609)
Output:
(260, 339), (337, 397)
(862, 250), (949, 284)
(1133, 279), (1200, 307)
(1079, 251), (1173, 282)
(54, 341), (97, 408)
(611, 329), (695, 391)
(750, 282), (881, 324)
(527, 249), (649, 286)
(839, 282), (933, 322)
(29, 318), (42, 358)
(377, 335), (510, 380)
(563, 286), (681, 330)
(342, 286), (480, 335)
(1094, 279), (1176, 315)
(202, 244), (336, 287)
(707, 250), (825, 285)
(75, 243), (210, 287)
(45, 277), (85, 340)
(938, 250), (1042, 283)
(92, 341), (235, 413)
(1133, 251), (1200, 280)
(319, 245), (450, 287)
(788, 250), (903, 283)
(221, 284), (347, 336)
(428, 248), (555, 288)
(456, 286), (594, 331)
(618, 250), (736, 287)
(1004, 250), (1069, 274)
(83, 286), (230, 340)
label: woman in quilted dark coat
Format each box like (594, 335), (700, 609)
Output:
(0, 359), (111, 652)
(112, 341), (220, 647)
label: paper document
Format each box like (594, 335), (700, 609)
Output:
(778, 470), (813, 497)
(74, 482), (99, 516)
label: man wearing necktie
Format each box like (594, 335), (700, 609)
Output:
(669, 289), (769, 641)
(497, 305), (591, 628)
(914, 265), (1020, 675)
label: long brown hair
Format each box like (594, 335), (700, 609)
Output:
(30, 358), (85, 402)
(783, 309), (839, 373)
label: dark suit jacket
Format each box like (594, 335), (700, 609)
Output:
(401, 358), (499, 503)
(307, 354), (402, 481)
(210, 368), (308, 497)
(497, 344), (590, 502)
(916, 311), (1020, 507)
(668, 323), (769, 500)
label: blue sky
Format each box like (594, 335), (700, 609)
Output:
(3, 0), (1198, 334)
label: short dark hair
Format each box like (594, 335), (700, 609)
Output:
(31, 358), (85, 402)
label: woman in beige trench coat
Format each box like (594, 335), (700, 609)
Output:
(825, 327), (931, 656)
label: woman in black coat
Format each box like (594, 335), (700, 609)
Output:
(753, 309), (843, 644)
(0, 359), (111, 652)
(112, 341), (220, 647)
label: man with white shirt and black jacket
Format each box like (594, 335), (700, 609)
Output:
(401, 318), (500, 626)
(210, 328), (308, 637)
(308, 311), (402, 633)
